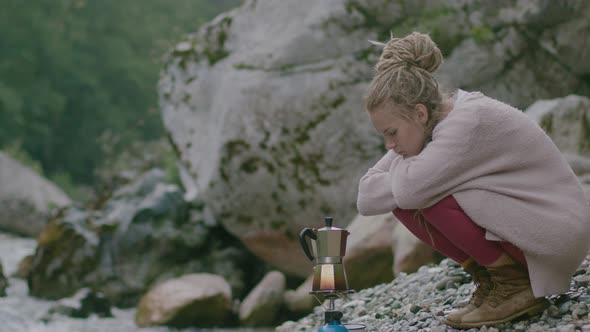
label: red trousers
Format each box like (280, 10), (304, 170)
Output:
(393, 196), (526, 266)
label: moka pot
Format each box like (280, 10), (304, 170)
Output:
(299, 217), (350, 293)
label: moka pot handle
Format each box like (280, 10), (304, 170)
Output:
(299, 228), (317, 261)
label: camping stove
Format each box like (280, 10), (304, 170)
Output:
(299, 217), (367, 332)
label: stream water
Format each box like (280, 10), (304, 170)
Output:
(0, 232), (275, 332)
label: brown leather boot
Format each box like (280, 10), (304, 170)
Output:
(445, 259), (492, 325)
(446, 263), (549, 329)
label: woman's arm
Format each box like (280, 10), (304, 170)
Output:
(389, 110), (489, 209)
(357, 150), (400, 215)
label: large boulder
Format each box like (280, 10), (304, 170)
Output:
(0, 261), (7, 297)
(238, 271), (286, 327)
(344, 214), (397, 290)
(160, 0), (590, 278)
(524, 95), (590, 196)
(160, 0), (381, 277)
(283, 277), (315, 316)
(0, 152), (70, 236)
(525, 95), (590, 157)
(392, 222), (442, 276)
(135, 273), (232, 328)
(27, 168), (268, 306)
(436, 1), (590, 109)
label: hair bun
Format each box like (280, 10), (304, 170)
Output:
(375, 32), (442, 74)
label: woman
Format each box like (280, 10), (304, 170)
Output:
(356, 31), (590, 328)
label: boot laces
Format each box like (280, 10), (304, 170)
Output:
(487, 272), (529, 307)
(468, 270), (491, 306)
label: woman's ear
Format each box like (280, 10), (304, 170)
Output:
(415, 104), (429, 125)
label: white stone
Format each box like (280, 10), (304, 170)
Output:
(239, 271), (286, 327)
(0, 152), (71, 236)
(392, 220), (438, 276)
(135, 273), (231, 327)
(525, 95), (590, 157)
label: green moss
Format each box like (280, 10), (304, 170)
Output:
(217, 26), (227, 46)
(284, 228), (296, 241)
(353, 47), (376, 65)
(277, 181), (287, 191)
(279, 65), (333, 76)
(258, 129), (270, 149)
(224, 140), (251, 156)
(539, 112), (554, 135)
(471, 26), (494, 43)
(328, 95), (346, 108)
(344, 0), (391, 41)
(166, 131), (183, 160)
(233, 63), (259, 70)
(262, 94), (348, 194)
(163, 150), (182, 187)
(342, 1), (463, 56)
(37, 219), (66, 246)
(298, 199), (307, 209)
(237, 214), (253, 225)
(564, 103), (584, 121)
(219, 140), (251, 182)
(293, 111), (331, 145)
(204, 48), (230, 65)
(220, 140), (275, 180)
(271, 191), (279, 201)
(169, 40), (201, 71)
(233, 62), (333, 74)
(270, 220), (284, 230)
(167, 15), (233, 70)
(240, 157), (259, 173)
(203, 16), (232, 65)
(579, 109), (590, 154)
(319, 203), (333, 217)
(288, 148), (330, 192)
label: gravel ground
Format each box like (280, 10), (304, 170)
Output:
(277, 253), (590, 332)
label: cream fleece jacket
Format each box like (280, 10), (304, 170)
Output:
(357, 90), (590, 297)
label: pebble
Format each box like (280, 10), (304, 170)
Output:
(557, 324), (575, 332)
(559, 301), (573, 314)
(409, 304), (422, 314)
(575, 275), (590, 287)
(573, 308), (588, 319)
(527, 323), (546, 332)
(547, 305), (561, 318)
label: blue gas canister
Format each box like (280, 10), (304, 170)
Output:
(318, 311), (348, 332)
(318, 321), (348, 332)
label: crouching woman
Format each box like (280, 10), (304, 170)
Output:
(356, 31), (590, 328)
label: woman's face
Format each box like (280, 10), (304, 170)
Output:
(369, 103), (429, 158)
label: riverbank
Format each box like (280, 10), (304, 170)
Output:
(278, 252), (590, 332)
(0, 232), (274, 332)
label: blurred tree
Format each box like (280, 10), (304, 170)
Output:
(0, 0), (239, 187)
